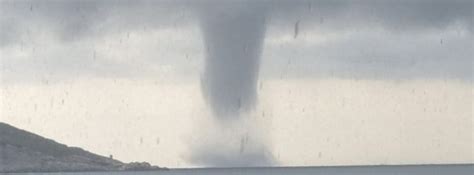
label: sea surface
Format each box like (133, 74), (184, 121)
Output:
(8, 164), (474, 175)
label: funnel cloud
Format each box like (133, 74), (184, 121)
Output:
(192, 2), (275, 167)
(199, 3), (267, 120)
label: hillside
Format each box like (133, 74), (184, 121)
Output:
(0, 122), (163, 173)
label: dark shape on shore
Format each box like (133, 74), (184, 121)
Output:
(0, 122), (166, 173)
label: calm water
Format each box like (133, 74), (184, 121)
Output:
(10, 165), (474, 175)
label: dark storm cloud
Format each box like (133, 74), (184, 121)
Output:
(1, 0), (471, 46)
(0, 0), (194, 45)
(269, 0), (472, 32)
(0, 0), (472, 82)
(264, 0), (473, 81)
(262, 25), (472, 81)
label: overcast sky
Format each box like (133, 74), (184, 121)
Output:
(0, 0), (472, 168)
(1, 0), (472, 83)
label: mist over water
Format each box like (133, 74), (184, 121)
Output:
(187, 118), (275, 167)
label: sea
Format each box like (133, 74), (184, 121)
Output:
(8, 164), (473, 175)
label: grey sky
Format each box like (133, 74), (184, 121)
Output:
(0, 0), (472, 84)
